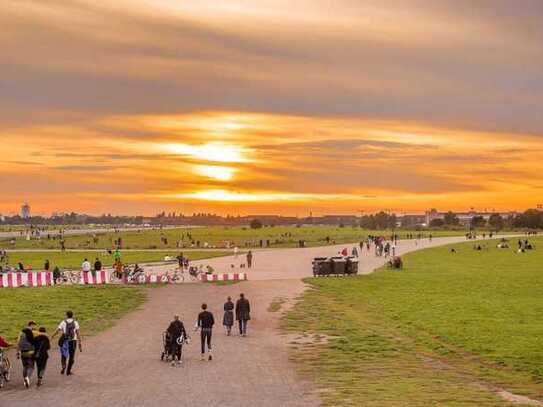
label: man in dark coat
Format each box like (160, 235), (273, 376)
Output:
(197, 304), (215, 361)
(235, 293), (251, 337)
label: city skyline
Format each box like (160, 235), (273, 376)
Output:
(2, 1), (542, 215)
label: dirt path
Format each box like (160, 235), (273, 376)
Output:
(149, 235), (501, 279)
(2, 281), (318, 407)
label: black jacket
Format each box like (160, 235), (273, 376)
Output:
(236, 298), (251, 321)
(167, 320), (187, 340)
(34, 335), (51, 360)
(198, 311), (215, 329)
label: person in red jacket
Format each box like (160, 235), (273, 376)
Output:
(0, 336), (10, 348)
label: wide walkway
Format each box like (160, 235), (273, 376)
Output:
(151, 235), (481, 279)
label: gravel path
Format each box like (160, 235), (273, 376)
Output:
(2, 281), (318, 407)
(1, 235), (503, 406)
(151, 235), (495, 279)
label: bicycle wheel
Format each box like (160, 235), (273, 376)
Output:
(70, 274), (80, 284)
(3, 368), (10, 383)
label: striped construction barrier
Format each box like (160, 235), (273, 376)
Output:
(80, 270), (109, 285)
(200, 273), (248, 282)
(123, 274), (182, 284)
(0, 272), (54, 288)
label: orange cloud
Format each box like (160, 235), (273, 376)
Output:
(2, 111), (542, 215)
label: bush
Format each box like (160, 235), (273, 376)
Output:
(250, 219), (263, 229)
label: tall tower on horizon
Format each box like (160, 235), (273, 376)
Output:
(21, 202), (31, 219)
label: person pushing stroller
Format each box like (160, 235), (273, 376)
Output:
(165, 315), (188, 366)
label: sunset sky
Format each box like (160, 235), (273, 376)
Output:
(1, 1), (542, 216)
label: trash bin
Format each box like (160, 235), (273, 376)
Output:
(312, 257), (330, 276)
(330, 256), (346, 275)
(345, 257), (359, 275)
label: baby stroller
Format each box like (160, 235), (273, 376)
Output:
(161, 331), (189, 364)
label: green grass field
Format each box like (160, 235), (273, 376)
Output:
(0, 225), (464, 250)
(0, 285), (146, 343)
(283, 237), (543, 406)
(4, 250), (232, 270)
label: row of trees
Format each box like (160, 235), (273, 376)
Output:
(428, 209), (542, 230)
(3, 209), (542, 230)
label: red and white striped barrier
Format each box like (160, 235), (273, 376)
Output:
(80, 270), (109, 285)
(123, 274), (178, 284)
(200, 273), (248, 282)
(0, 272), (54, 288)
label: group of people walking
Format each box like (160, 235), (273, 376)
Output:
(13, 311), (82, 388)
(165, 294), (251, 366)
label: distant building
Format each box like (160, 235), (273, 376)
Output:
(425, 209), (517, 226)
(21, 203), (31, 219)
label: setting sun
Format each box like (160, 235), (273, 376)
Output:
(194, 165), (236, 181)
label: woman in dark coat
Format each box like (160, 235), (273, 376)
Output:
(223, 297), (234, 336)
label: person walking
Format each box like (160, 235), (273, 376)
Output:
(223, 297), (234, 336)
(236, 293), (251, 337)
(52, 311), (82, 376)
(17, 326), (35, 388)
(351, 246), (359, 257)
(34, 327), (50, 387)
(246, 251), (253, 268)
(93, 258), (102, 277)
(196, 304), (214, 361)
(166, 315), (187, 366)
(81, 258), (91, 274)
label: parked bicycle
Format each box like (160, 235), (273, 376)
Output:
(0, 348), (11, 389)
(162, 268), (185, 284)
(188, 265), (205, 281)
(124, 264), (146, 284)
(55, 269), (80, 285)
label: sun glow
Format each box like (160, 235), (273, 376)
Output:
(163, 142), (251, 163)
(194, 165), (236, 181)
(163, 189), (357, 203)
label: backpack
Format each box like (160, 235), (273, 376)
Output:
(65, 320), (76, 341)
(18, 332), (34, 356)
